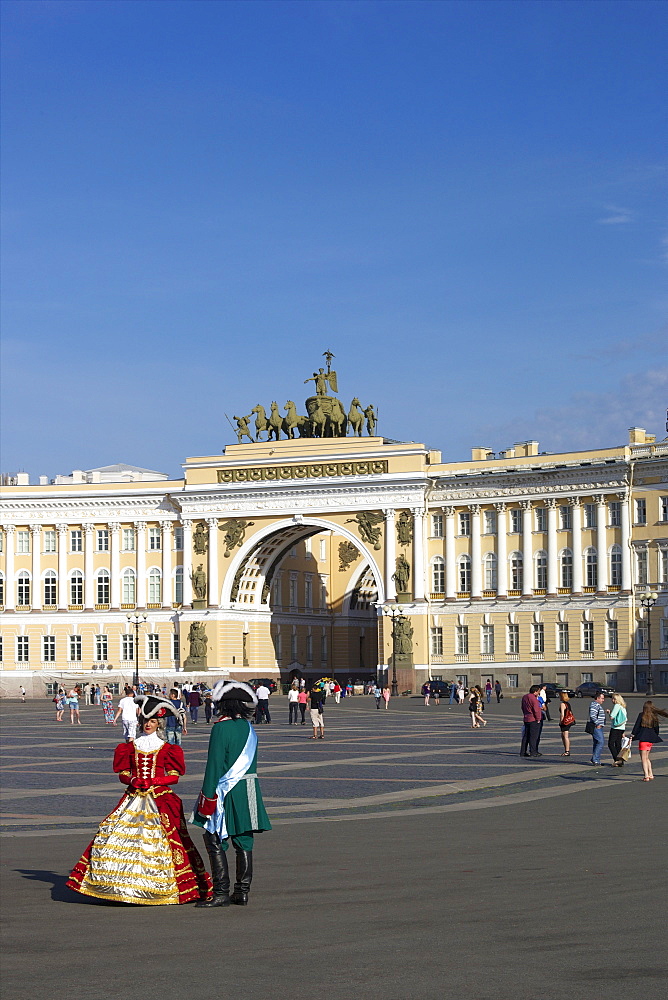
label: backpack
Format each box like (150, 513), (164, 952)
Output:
(562, 705), (576, 727)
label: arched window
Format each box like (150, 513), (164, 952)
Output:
(148, 568), (161, 603)
(610, 544), (622, 587)
(122, 569), (136, 604)
(483, 552), (497, 590)
(534, 550), (547, 590)
(0, 572), (4, 606)
(432, 556), (445, 593)
(585, 547), (598, 588)
(96, 569), (110, 604)
(17, 571), (31, 606)
(43, 570), (57, 605)
(560, 549), (573, 589)
(174, 567), (183, 605)
(510, 552), (523, 591)
(70, 570), (83, 605)
(458, 555), (471, 593)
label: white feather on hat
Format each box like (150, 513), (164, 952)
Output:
(211, 680), (257, 706)
(134, 695), (181, 720)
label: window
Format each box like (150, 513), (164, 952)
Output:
(44, 530), (56, 553)
(510, 553), (523, 591)
(122, 634), (134, 661)
(173, 633), (180, 661)
(507, 623), (519, 654)
(661, 497), (668, 523)
(96, 570), (110, 605)
(174, 527), (183, 550)
(456, 625), (469, 655)
(510, 509), (522, 533)
(306, 633), (313, 661)
(532, 623), (544, 653)
(661, 619), (668, 650)
(122, 528), (135, 551)
(148, 569), (161, 603)
(97, 529), (109, 552)
(606, 672), (617, 688)
(290, 631), (297, 660)
(609, 501), (621, 527)
(17, 530), (30, 553)
(320, 577), (328, 608)
(432, 514), (444, 537)
(610, 545), (622, 586)
(506, 673), (518, 689)
(147, 634), (159, 659)
(95, 634), (108, 661)
(42, 635), (56, 661)
(70, 571), (83, 605)
(43, 572), (57, 605)
(582, 621), (594, 652)
(320, 632), (328, 662)
(304, 577), (312, 609)
(0, 533), (3, 553)
(458, 555), (471, 592)
(557, 622), (569, 653)
(581, 672), (593, 684)
(174, 567), (183, 604)
(481, 624), (494, 655)
(319, 538), (327, 562)
(273, 629), (282, 662)
(289, 577), (297, 608)
(483, 553), (497, 590)
(148, 527), (161, 550)
(535, 551), (547, 590)
(561, 550), (573, 589)
(560, 505), (572, 530)
(636, 625), (648, 651)
(584, 504), (597, 528)
(483, 510), (496, 535)
(585, 548), (598, 588)
(304, 537), (312, 556)
(289, 546), (297, 558)
(122, 570), (136, 604)
(662, 549), (668, 585)
(635, 499), (647, 525)
(432, 557), (445, 593)
(556, 673), (569, 687)
(535, 508), (547, 532)
(431, 627), (443, 655)
(635, 549), (648, 586)
(69, 635), (82, 662)
(71, 529), (82, 552)
(607, 620), (618, 652)
(458, 512), (470, 536)
(0, 575), (4, 606)
(17, 636), (29, 662)
(661, 672), (668, 688)
(17, 572), (31, 605)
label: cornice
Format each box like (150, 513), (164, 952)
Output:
(178, 481), (427, 515)
(0, 496), (180, 523)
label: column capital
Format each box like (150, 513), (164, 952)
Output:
(109, 522), (121, 533)
(593, 494), (605, 505)
(569, 496), (582, 508)
(84, 523), (95, 535)
(493, 502), (506, 512)
(469, 504), (481, 515)
(442, 506), (456, 518)
(206, 517), (218, 529)
(30, 524), (42, 534)
(134, 521), (146, 532)
(545, 498), (557, 508)
(519, 500), (532, 510)
(56, 524), (68, 536)
(616, 491), (629, 503)
(410, 506), (425, 518)
(181, 518), (193, 528)
(160, 520), (172, 531)
(5, 524), (16, 534)
(382, 508), (396, 519)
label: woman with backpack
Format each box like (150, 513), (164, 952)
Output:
(558, 691), (576, 755)
(607, 694), (628, 766)
(630, 700), (668, 781)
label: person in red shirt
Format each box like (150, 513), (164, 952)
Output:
(520, 685), (543, 758)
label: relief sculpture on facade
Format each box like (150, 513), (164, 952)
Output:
(346, 510), (384, 550)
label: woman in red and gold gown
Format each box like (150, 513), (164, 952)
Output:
(67, 696), (211, 905)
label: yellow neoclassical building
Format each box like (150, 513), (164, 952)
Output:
(1, 390), (667, 697)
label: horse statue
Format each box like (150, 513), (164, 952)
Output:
(267, 401), (284, 441)
(309, 400), (328, 438)
(250, 404), (269, 442)
(347, 398), (364, 437)
(284, 401), (310, 439)
(329, 397), (346, 437)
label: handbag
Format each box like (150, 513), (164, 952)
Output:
(619, 735), (632, 761)
(585, 719), (596, 735)
(562, 707), (576, 728)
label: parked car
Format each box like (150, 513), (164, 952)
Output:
(428, 680), (452, 698)
(543, 683), (576, 700)
(248, 678), (278, 694)
(575, 682), (616, 698)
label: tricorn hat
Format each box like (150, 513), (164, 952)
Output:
(211, 680), (257, 706)
(134, 695), (181, 720)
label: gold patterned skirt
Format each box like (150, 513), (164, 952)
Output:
(67, 789), (211, 905)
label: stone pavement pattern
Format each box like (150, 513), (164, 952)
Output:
(1, 695), (666, 1000)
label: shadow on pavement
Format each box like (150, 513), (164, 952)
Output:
(15, 869), (118, 905)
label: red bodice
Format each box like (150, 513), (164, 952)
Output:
(113, 742), (186, 790)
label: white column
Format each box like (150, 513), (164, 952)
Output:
(619, 493), (631, 592)
(110, 522), (121, 609)
(182, 519), (193, 606)
(57, 525), (68, 610)
(31, 525), (41, 608)
(495, 503), (507, 598)
(412, 508), (426, 601)
(595, 495), (608, 593)
(135, 522), (147, 608)
(470, 505), (482, 599)
(5, 525), (16, 610)
(571, 499), (582, 594)
(383, 509), (396, 602)
(161, 521), (172, 607)
(546, 499), (558, 596)
(521, 501), (532, 596)
(84, 525), (95, 608)
(444, 507), (456, 600)
(206, 517), (219, 607)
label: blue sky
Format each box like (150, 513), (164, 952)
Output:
(2, 0), (666, 480)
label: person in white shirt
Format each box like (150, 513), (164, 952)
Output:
(114, 686), (139, 741)
(287, 685), (299, 725)
(255, 684), (271, 725)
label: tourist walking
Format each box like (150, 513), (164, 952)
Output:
(287, 684), (299, 725)
(587, 690), (606, 765)
(382, 686), (391, 710)
(374, 684), (382, 709)
(165, 688), (187, 745)
(333, 681), (341, 704)
(431, 683), (440, 706)
(422, 682), (430, 706)
(54, 687), (66, 722)
(297, 687), (308, 725)
(255, 683), (271, 725)
(608, 694), (628, 766)
(457, 682), (466, 705)
(20, 685), (26, 703)
(494, 680), (502, 703)
(469, 688), (486, 728)
(520, 685), (542, 757)
(189, 688), (202, 724)
(68, 687), (82, 725)
(115, 686), (139, 742)
(204, 690), (214, 723)
(101, 685), (116, 725)
(629, 700), (668, 781)
(449, 682), (456, 706)
(485, 680), (492, 704)
(558, 691), (576, 755)
(308, 684), (326, 739)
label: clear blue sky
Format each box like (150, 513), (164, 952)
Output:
(2, 0), (666, 480)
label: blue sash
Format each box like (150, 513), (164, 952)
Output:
(197, 721), (258, 840)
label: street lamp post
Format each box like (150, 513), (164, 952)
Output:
(637, 591), (658, 696)
(379, 603), (405, 697)
(126, 613), (147, 689)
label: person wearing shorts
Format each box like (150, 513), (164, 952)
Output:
(308, 685), (325, 740)
(115, 686), (139, 742)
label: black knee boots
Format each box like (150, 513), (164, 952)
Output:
(196, 832), (230, 907)
(230, 848), (253, 905)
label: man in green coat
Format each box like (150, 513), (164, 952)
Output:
(192, 681), (271, 907)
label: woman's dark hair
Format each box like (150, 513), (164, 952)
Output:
(216, 698), (254, 720)
(641, 700), (668, 727)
